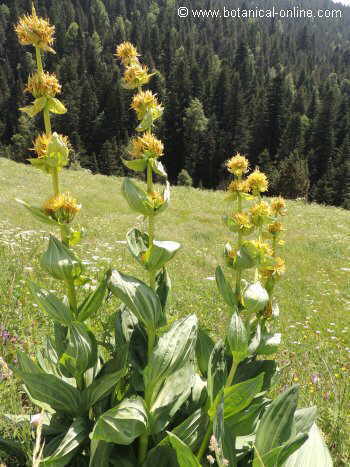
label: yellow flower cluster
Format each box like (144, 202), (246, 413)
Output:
(247, 169), (268, 194)
(128, 132), (164, 159)
(115, 42), (139, 66)
(231, 212), (254, 235)
(250, 201), (271, 226)
(15, 6), (55, 53)
(43, 192), (81, 223)
(260, 257), (286, 279)
(226, 154), (249, 177)
(32, 133), (69, 158)
(131, 90), (163, 122)
(116, 41), (154, 90)
(268, 221), (284, 234)
(25, 72), (61, 98)
(271, 197), (287, 216)
(147, 191), (164, 210)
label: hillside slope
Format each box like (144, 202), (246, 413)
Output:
(0, 158), (349, 463)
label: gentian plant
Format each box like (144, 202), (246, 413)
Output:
(0, 11), (333, 466)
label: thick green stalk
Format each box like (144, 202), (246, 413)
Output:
(66, 280), (78, 313)
(235, 193), (243, 303)
(196, 421), (213, 462)
(35, 47), (43, 73)
(146, 161), (156, 289)
(226, 360), (238, 387)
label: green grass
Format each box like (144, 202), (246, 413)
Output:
(0, 158), (349, 465)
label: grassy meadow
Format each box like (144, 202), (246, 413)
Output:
(0, 158), (349, 465)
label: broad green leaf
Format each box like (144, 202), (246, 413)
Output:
(150, 364), (194, 434)
(226, 396), (269, 436)
(126, 228), (148, 267)
(209, 373), (264, 421)
(150, 158), (167, 177)
(257, 332), (281, 355)
(92, 396), (148, 445)
(122, 178), (153, 216)
(144, 315), (198, 401)
(89, 440), (112, 467)
(172, 409), (209, 452)
(294, 407), (317, 435)
(82, 369), (126, 409)
(0, 437), (27, 464)
(243, 282), (269, 313)
(16, 351), (43, 374)
(235, 244), (256, 270)
(155, 267), (171, 313)
(77, 274), (108, 321)
(16, 198), (59, 226)
(136, 109), (154, 132)
(207, 340), (227, 405)
(144, 240), (181, 272)
(122, 157), (148, 172)
(167, 432), (201, 467)
(41, 235), (83, 282)
(41, 417), (89, 465)
(60, 322), (97, 377)
(29, 282), (73, 325)
(215, 266), (238, 310)
(255, 385), (299, 455)
(47, 97), (67, 114)
(16, 372), (81, 415)
(108, 269), (162, 331)
(195, 328), (215, 377)
(143, 445), (179, 467)
(253, 432), (308, 467)
(235, 358), (277, 392)
(228, 312), (248, 363)
(283, 423), (333, 467)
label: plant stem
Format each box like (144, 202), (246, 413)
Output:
(138, 433), (149, 464)
(226, 360), (238, 387)
(235, 193), (243, 304)
(35, 47), (43, 73)
(66, 280), (77, 313)
(196, 421), (213, 462)
(146, 161), (156, 289)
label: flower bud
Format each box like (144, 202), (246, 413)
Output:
(115, 41), (140, 66)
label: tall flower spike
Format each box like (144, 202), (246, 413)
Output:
(15, 6), (55, 53)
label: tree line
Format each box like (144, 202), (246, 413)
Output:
(1, 0), (350, 207)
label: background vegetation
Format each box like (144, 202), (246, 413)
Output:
(1, 0), (350, 207)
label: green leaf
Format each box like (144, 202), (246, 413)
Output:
(82, 369), (126, 409)
(47, 97), (67, 114)
(243, 282), (269, 313)
(255, 385), (299, 456)
(144, 315), (198, 401)
(77, 274), (108, 321)
(150, 158), (168, 177)
(122, 178), (154, 216)
(41, 417), (89, 466)
(136, 109), (154, 132)
(213, 395), (226, 467)
(20, 96), (47, 117)
(29, 282), (73, 325)
(16, 372), (81, 415)
(155, 268), (171, 313)
(149, 364), (194, 434)
(235, 359), (278, 392)
(92, 396), (148, 445)
(167, 432), (201, 467)
(89, 440), (112, 467)
(59, 322), (97, 377)
(283, 423), (333, 467)
(207, 340), (227, 405)
(172, 409), (209, 452)
(228, 312), (248, 363)
(108, 269), (162, 331)
(195, 328), (215, 377)
(210, 373), (265, 421)
(16, 198), (59, 226)
(294, 407), (317, 435)
(41, 235), (83, 282)
(144, 240), (181, 272)
(215, 266), (238, 310)
(226, 396), (269, 436)
(122, 158), (148, 172)
(257, 332), (281, 355)
(235, 244), (256, 270)
(0, 437), (27, 464)
(16, 351), (43, 374)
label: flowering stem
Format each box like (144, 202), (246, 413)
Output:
(196, 421), (213, 462)
(35, 47), (43, 73)
(235, 193), (243, 304)
(226, 360), (238, 387)
(146, 161), (156, 289)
